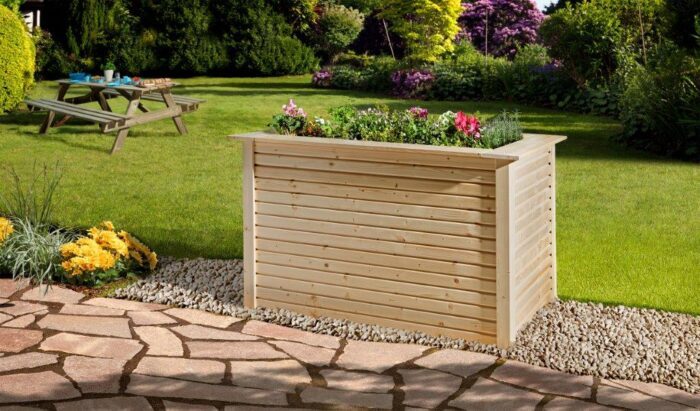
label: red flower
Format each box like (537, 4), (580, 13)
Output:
(455, 112), (481, 138)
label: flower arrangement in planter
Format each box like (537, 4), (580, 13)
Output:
(59, 221), (157, 286)
(269, 99), (523, 149)
(102, 61), (116, 82)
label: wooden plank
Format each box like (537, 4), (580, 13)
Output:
(256, 297), (496, 343)
(256, 227), (496, 267)
(256, 214), (496, 252)
(243, 141), (256, 308)
(515, 195), (551, 225)
(515, 175), (551, 205)
(496, 164), (516, 348)
(515, 223), (552, 256)
(254, 154), (496, 184)
(256, 240), (496, 280)
(255, 178), (496, 212)
(256, 262), (497, 308)
(513, 234), (552, 271)
(256, 251), (497, 294)
(515, 166), (551, 195)
(255, 141), (502, 171)
(549, 148), (558, 301)
(256, 286), (497, 335)
(256, 202), (496, 239)
(516, 274), (552, 326)
(514, 257), (552, 298)
(28, 100), (124, 123)
(256, 272), (497, 320)
(255, 192), (496, 225)
(255, 166), (496, 198)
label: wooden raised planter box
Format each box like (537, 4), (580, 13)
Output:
(231, 131), (566, 348)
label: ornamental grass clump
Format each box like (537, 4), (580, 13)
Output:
(60, 221), (157, 286)
(269, 99), (523, 149)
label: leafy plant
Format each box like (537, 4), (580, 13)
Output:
(315, 4), (365, 62)
(0, 4), (35, 113)
(0, 164), (62, 228)
(102, 61), (116, 71)
(478, 111), (523, 148)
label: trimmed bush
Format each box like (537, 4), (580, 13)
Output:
(0, 4), (35, 113)
(315, 4), (365, 62)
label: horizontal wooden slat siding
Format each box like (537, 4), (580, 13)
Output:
(256, 227), (496, 267)
(255, 141), (503, 170)
(256, 215), (496, 252)
(256, 203), (496, 239)
(256, 273), (496, 321)
(256, 297), (497, 343)
(256, 192), (496, 225)
(255, 166), (496, 198)
(510, 146), (555, 334)
(256, 252), (497, 294)
(256, 285), (496, 335)
(254, 154), (496, 184)
(255, 178), (496, 211)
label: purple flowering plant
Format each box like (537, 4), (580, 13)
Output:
(457, 0), (544, 58)
(269, 99), (308, 135)
(391, 69), (435, 99)
(312, 70), (333, 87)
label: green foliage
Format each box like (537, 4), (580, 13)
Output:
(155, 0), (227, 75)
(478, 111), (523, 149)
(540, 2), (622, 86)
(337, 0), (382, 14)
(0, 218), (76, 285)
(0, 0), (20, 11)
(617, 42), (700, 160)
(0, 164), (61, 227)
(329, 56), (399, 91)
(34, 28), (77, 79)
(381, 0), (462, 63)
(315, 4), (365, 62)
(267, 0), (319, 34)
(0, 4), (34, 113)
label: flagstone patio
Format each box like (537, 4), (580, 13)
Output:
(0, 279), (697, 410)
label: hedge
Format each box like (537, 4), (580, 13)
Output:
(0, 4), (35, 112)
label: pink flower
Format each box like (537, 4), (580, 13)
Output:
(455, 112), (481, 138)
(408, 106), (429, 119)
(282, 99), (306, 118)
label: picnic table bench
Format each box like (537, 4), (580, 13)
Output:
(25, 80), (205, 154)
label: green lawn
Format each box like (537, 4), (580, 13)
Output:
(1, 76), (698, 315)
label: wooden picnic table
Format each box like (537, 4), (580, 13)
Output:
(26, 80), (205, 154)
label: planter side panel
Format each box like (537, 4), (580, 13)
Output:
(511, 145), (557, 333)
(250, 141), (499, 344)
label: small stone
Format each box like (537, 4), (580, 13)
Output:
(84, 297), (167, 311)
(38, 314), (132, 338)
(2, 314), (36, 328)
(128, 311), (177, 325)
(187, 341), (288, 360)
(270, 340), (335, 367)
(399, 368), (462, 408)
(134, 356), (225, 384)
(242, 320), (340, 349)
(62, 356), (125, 394)
(321, 369), (394, 393)
(450, 378), (543, 410)
(171, 324), (258, 341)
(163, 401), (217, 411)
(127, 374), (287, 405)
(54, 397), (152, 411)
(0, 371), (80, 403)
(300, 387), (393, 409)
(59, 304), (125, 316)
(21, 285), (84, 304)
(414, 349), (496, 378)
(134, 326), (183, 356)
(0, 328), (43, 353)
(490, 361), (593, 399)
(0, 301), (47, 317)
(40, 333), (143, 360)
(336, 340), (426, 373)
(0, 352), (58, 373)
(165, 308), (241, 328)
(230, 360), (311, 392)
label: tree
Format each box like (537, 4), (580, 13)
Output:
(380, 0), (462, 63)
(457, 0), (545, 58)
(314, 4), (365, 62)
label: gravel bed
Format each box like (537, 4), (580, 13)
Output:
(114, 258), (700, 394)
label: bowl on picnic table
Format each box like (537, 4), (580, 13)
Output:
(68, 72), (87, 81)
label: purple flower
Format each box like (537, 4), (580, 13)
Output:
(408, 106), (429, 119)
(391, 70), (435, 99)
(312, 70), (332, 87)
(282, 99), (306, 118)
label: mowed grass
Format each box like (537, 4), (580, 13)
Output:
(0, 76), (698, 314)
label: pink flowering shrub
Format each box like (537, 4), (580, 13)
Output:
(391, 69), (435, 99)
(312, 70), (333, 87)
(455, 111), (481, 139)
(408, 106), (429, 119)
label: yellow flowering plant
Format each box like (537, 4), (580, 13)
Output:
(59, 221), (157, 286)
(0, 217), (14, 244)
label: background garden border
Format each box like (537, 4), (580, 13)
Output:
(232, 132), (565, 347)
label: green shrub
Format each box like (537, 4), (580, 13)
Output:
(478, 111), (523, 149)
(0, 164), (61, 228)
(0, 4), (35, 113)
(34, 28), (77, 80)
(315, 4), (365, 62)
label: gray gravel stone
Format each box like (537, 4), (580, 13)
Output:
(114, 258), (700, 394)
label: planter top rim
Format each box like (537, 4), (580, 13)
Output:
(230, 131), (566, 162)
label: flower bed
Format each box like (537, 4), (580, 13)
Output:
(231, 101), (566, 347)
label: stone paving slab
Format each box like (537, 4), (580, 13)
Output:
(0, 287), (691, 409)
(21, 286), (84, 304)
(0, 279), (27, 298)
